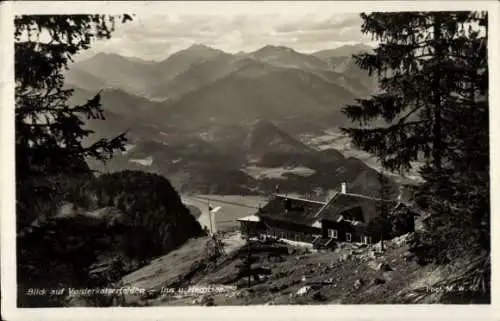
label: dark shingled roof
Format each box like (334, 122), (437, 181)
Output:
(254, 193), (416, 229)
(316, 192), (398, 223)
(257, 194), (326, 226)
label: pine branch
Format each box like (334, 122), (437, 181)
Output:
(342, 94), (407, 125)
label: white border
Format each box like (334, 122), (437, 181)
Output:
(1, 1), (499, 321)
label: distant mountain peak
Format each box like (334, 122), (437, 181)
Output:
(186, 43), (218, 52)
(247, 118), (272, 130)
(93, 52), (111, 57)
(312, 43), (374, 60)
(82, 52), (149, 65)
(84, 52), (120, 61)
(163, 43), (225, 62)
(335, 43), (374, 51)
(248, 45), (329, 71)
(255, 45), (296, 54)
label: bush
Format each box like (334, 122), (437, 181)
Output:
(364, 215), (393, 242)
(390, 208), (415, 237)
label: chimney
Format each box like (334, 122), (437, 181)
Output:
(284, 198), (291, 211)
(397, 185), (404, 202)
(341, 182), (347, 194)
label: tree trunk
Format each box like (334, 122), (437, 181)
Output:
(247, 224), (252, 287)
(432, 13), (443, 172)
(247, 247), (251, 287)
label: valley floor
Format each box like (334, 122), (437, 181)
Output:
(182, 194), (268, 233)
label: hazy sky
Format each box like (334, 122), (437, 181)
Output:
(78, 12), (374, 61)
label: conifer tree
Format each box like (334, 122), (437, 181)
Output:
(15, 15), (133, 227)
(377, 171), (392, 250)
(416, 12), (489, 253)
(15, 15), (133, 178)
(342, 12), (476, 173)
(341, 11), (489, 257)
(364, 171), (392, 248)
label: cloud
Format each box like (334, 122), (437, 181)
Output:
(79, 12), (370, 61)
(274, 14), (360, 33)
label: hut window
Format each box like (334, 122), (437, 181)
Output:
(328, 229), (338, 239)
(346, 233), (352, 242)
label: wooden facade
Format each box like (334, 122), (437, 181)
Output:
(259, 217), (321, 243)
(239, 194), (324, 242)
(239, 215), (322, 243)
(321, 219), (372, 244)
(239, 220), (265, 237)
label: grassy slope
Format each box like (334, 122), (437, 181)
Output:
(117, 232), (488, 306)
(117, 237), (216, 305)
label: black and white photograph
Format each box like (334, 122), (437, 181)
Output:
(1, 0), (498, 319)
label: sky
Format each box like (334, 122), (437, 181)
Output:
(76, 12), (374, 62)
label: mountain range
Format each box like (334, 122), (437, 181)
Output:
(65, 42), (410, 197)
(66, 43), (375, 101)
(66, 43), (376, 133)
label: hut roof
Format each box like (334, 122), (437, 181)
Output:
(237, 215), (261, 222)
(257, 194), (326, 226)
(316, 192), (398, 223)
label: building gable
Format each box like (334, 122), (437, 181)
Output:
(316, 192), (398, 224)
(257, 194), (325, 226)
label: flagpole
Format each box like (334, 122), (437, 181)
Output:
(208, 199), (213, 236)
